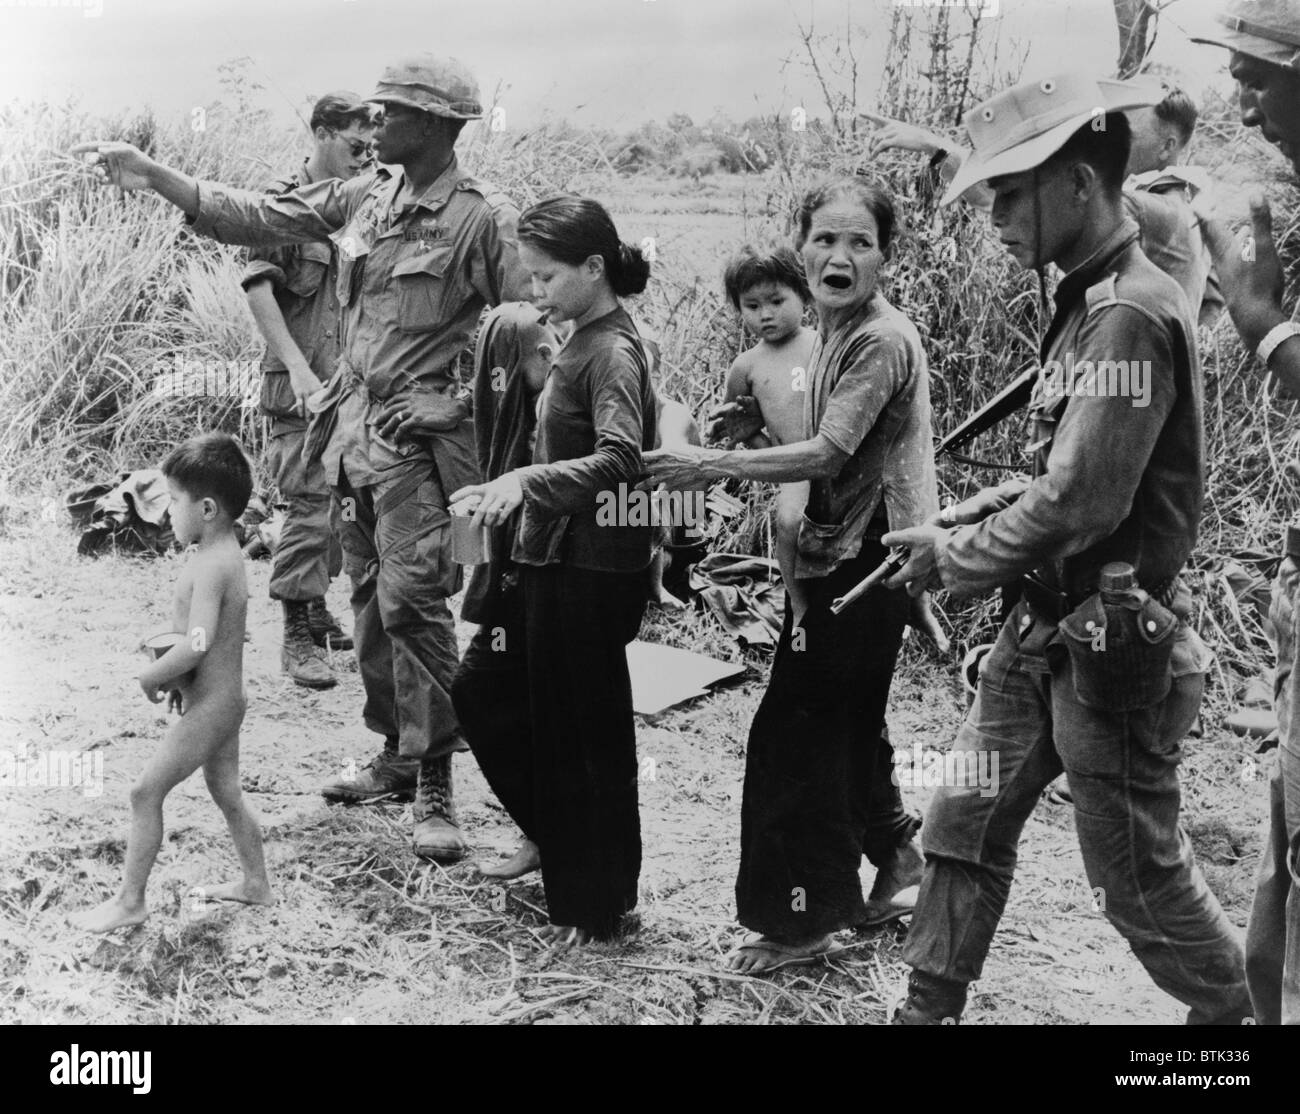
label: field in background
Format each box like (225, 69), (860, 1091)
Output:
(2, 9), (1299, 1022)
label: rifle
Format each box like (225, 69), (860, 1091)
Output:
(936, 365), (1038, 465)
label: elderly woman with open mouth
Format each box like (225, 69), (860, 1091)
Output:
(641, 177), (939, 974)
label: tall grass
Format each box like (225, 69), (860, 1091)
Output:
(3, 15), (1300, 675)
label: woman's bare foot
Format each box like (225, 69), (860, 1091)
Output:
(726, 933), (841, 974)
(862, 836), (924, 926)
(649, 584), (686, 610)
(478, 839), (540, 879)
(201, 879), (274, 906)
(68, 897), (148, 934)
(539, 923), (591, 951)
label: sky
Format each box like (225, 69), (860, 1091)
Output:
(0, 0), (1239, 131)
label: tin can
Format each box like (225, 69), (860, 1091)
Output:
(142, 631), (185, 660)
(141, 631), (194, 688)
(450, 510), (490, 565)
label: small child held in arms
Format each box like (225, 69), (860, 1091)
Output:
(709, 244), (949, 648)
(709, 245), (817, 622)
(70, 433), (272, 932)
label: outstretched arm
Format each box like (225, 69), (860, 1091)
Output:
(72, 140), (352, 247)
(71, 141), (200, 216)
(859, 113), (991, 211)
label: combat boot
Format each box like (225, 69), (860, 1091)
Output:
(282, 601), (336, 689)
(321, 742), (418, 804)
(891, 970), (968, 1025)
(412, 753), (468, 862)
(307, 597), (353, 651)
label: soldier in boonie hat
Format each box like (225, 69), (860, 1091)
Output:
(941, 72), (1162, 205)
(368, 53), (483, 120)
(886, 70), (1252, 1026)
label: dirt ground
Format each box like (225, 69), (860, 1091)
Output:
(0, 506), (1271, 1025)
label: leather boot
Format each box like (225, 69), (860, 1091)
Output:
(412, 753), (468, 862)
(307, 597), (353, 651)
(282, 601), (336, 689)
(321, 742), (418, 803)
(892, 969), (969, 1025)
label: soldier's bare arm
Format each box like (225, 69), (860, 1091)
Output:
(244, 280), (320, 420)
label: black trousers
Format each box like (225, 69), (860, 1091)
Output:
(453, 563), (646, 938)
(735, 537), (916, 939)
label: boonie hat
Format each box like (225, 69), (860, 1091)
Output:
(369, 54), (483, 120)
(942, 72), (1164, 205)
(1191, 0), (1300, 69)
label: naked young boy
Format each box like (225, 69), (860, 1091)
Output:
(70, 433), (272, 932)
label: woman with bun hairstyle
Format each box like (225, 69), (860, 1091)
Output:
(450, 195), (656, 948)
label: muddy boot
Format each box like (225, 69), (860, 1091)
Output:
(321, 742), (418, 804)
(412, 753), (468, 863)
(892, 970), (968, 1025)
(307, 597), (353, 651)
(282, 601), (337, 689)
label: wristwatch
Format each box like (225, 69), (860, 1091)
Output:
(1258, 321), (1300, 367)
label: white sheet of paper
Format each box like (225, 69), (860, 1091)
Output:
(626, 640), (745, 716)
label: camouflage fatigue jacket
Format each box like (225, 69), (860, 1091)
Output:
(190, 158), (528, 488)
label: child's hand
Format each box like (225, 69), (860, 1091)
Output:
(139, 676), (165, 704)
(706, 397), (763, 445)
(167, 689), (185, 716)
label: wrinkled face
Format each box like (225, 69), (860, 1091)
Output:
(1230, 51), (1300, 175)
(799, 199), (885, 314)
(372, 103), (438, 165)
(987, 165), (1077, 270)
(167, 482), (210, 546)
(519, 241), (602, 325)
(1125, 106), (1172, 175)
(737, 280), (805, 343)
(316, 121), (375, 180)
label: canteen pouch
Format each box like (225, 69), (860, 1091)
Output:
(1058, 589), (1179, 711)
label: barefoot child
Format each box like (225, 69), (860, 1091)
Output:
(710, 245), (816, 621)
(70, 433), (272, 932)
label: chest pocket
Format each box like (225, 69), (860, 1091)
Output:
(392, 244), (458, 333)
(283, 241), (333, 299)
